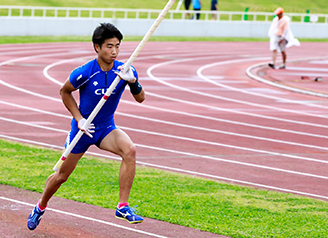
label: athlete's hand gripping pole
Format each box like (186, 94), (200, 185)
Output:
(53, 0), (176, 172)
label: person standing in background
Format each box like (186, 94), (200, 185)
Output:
(184, 0), (192, 19)
(211, 0), (218, 20)
(268, 7), (300, 69)
(192, 0), (202, 20)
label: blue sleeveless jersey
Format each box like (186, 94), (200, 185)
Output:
(69, 58), (138, 128)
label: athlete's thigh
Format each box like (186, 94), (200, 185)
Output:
(99, 128), (134, 156)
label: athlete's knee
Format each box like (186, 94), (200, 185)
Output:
(122, 144), (137, 163)
(53, 172), (69, 185)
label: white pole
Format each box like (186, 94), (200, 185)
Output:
(53, 0), (176, 172)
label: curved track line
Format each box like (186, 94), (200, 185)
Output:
(197, 59), (328, 109)
(146, 57), (328, 126)
(4, 69), (327, 140)
(40, 52), (328, 137)
(44, 53), (328, 123)
(246, 57), (328, 99)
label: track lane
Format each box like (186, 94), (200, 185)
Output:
(1, 42), (328, 216)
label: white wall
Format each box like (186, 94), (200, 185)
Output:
(1, 17), (327, 38)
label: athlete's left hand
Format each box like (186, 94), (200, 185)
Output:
(115, 65), (136, 83)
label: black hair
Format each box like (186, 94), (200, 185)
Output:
(92, 23), (123, 53)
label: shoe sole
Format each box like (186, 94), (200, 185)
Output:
(115, 216), (144, 224)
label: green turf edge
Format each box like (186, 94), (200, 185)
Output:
(1, 138), (328, 238)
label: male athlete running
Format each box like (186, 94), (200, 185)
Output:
(27, 23), (145, 230)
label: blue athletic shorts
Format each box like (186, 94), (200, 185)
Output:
(65, 119), (117, 154)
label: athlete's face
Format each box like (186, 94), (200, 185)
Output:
(96, 37), (120, 67)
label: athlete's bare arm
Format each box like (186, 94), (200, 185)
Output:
(60, 78), (83, 122)
(132, 89), (145, 103)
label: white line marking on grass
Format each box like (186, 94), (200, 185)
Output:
(0, 196), (168, 238)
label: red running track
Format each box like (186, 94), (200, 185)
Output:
(1, 41), (328, 236)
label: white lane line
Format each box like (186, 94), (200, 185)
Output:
(39, 53), (328, 132)
(42, 52), (328, 123)
(1, 90), (328, 166)
(44, 59), (328, 131)
(272, 72), (328, 77)
(246, 61), (328, 99)
(145, 90), (328, 129)
(1, 116), (328, 180)
(2, 77), (328, 145)
(0, 51), (93, 67)
(1, 134), (327, 201)
(0, 196), (167, 238)
(41, 51), (328, 116)
(0, 48), (92, 56)
(147, 57), (328, 122)
(0, 116), (67, 133)
(2, 100), (328, 153)
(0, 79), (61, 102)
(4, 58), (328, 141)
(2, 80), (328, 142)
(1, 57), (328, 165)
(118, 112), (328, 152)
(197, 59), (328, 110)
(309, 60), (328, 64)
(2, 51), (328, 175)
(123, 99), (328, 139)
(286, 66), (328, 72)
(2, 97), (328, 165)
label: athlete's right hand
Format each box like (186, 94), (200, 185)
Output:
(78, 118), (95, 138)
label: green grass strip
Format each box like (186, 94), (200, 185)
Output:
(1, 139), (328, 237)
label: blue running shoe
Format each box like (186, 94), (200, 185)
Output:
(115, 206), (143, 224)
(27, 205), (45, 230)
